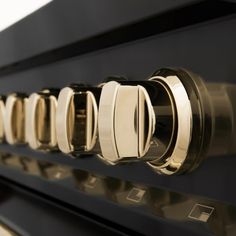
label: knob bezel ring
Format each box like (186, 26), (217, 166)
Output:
(144, 79), (178, 162)
(147, 75), (193, 175)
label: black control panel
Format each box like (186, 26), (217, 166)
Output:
(0, 1), (235, 236)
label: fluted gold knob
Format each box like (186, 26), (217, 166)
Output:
(5, 93), (28, 145)
(56, 85), (99, 155)
(98, 81), (155, 164)
(26, 89), (58, 151)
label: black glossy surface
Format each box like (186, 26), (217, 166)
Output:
(0, 0), (199, 68)
(1, 153), (235, 236)
(0, 182), (131, 236)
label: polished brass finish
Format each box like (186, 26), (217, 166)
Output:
(26, 89), (58, 151)
(0, 96), (5, 142)
(56, 86), (98, 154)
(4, 93), (28, 145)
(98, 81), (155, 164)
(147, 75), (192, 175)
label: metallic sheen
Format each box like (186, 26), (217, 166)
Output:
(148, 75), (192, 175)
(56, 86), (98, 154)
(26, 89), (58, 151)
(4, 93), (28, 145)
(98, 81), (155, 164)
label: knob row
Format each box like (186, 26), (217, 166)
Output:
(0, 68), (235, 175)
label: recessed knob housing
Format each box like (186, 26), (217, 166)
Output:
(5, 93), (28, 145)
(147, 68), (236, 175)
(56, 85), (100, 155)
(98, 68), (236, 175)
(98, 78), (178, 165)
(26, 89), (59, 151)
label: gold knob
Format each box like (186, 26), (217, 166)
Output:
(26, 89), (58, 151)
(5, 93), (28, 145)
(98, 81), (155, 164)
(56, 85), (99, 155)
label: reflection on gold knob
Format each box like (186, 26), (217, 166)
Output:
(26, 89), (58, 151)
(56, 86), (99, 155)
(5, 93), (28, 145)
(0, 96), (5, 143)
(98, 81), (155, 164)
